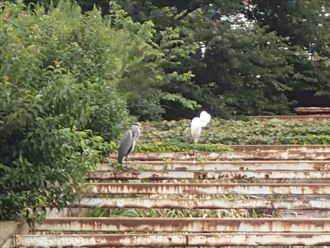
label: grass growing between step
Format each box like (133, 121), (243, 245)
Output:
(82, 193), (284, 219)
(85, 207), (280, 218)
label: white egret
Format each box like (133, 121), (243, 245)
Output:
(191, 110), (211, 157)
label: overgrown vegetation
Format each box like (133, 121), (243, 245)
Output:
(86, 207), (276, 219)
(0, 1), (158, 220)
(84, 193), (282, 219)
(136, 143), (230, 152)
(1, 0), (329, 222)
(12, 0), (330, 118)
(106, 141), (231, 153)
(140, 119), (330, 145)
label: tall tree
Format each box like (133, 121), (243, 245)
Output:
(247, 0), (330, 105)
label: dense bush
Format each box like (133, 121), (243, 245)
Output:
(128, 92), (165, 121)
(0, 1), (163, 219)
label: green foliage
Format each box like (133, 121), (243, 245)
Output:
(248, 0), (330, 103)
(11, 0), (330, 118)
(0, 1), (159, 220)
(0, 1), (136, 139)
(116, 0), (243, 26)
(135, 142), (230, 153)
(119, 0), (329, 116)
(108, 140), (230, 153)
(248, 0), (330, 51)
(128, 92), (165, 121)
(140, 119), (330, 145)
(192, 21), (293, 115)
(156, 27), (204, 117)
(161, 92), (201, 111)
(86, 207), (256, 218)
(278, 134), (330, 145)
(20, 0), (109, 15)
(114, 0), (298, 117)
(108, 1), (166, 120)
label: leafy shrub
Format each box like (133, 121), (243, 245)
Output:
(108, 2), (165, 120)
(0, 1), (163, 220)
(128, 92), (165, 121)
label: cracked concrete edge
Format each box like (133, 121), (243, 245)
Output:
(0, 221), (29, 248)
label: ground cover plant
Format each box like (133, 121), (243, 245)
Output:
(105, 118), (330, 155)
(137, 118), (330, 146)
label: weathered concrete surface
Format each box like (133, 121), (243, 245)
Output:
(294, 107), (330, 114)
(13, 144), (330, 247)
(16, 233), (330, 247)
(98, 160), (330, 171)
(0, 220), (29, 248)
(116, 145), (330, 161)
(46, 208), (68, 218)
(254, 115), (330, 121)
(71, 197), (330, 210)
(87, 182), (330, 195)
(88, 170), (330, 180)
(35, 217), (330, 233)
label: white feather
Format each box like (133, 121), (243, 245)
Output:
(191, 117), (202, 143)
(199, 111), (211, 127)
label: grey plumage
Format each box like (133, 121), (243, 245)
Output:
(117, 123), (142, 165)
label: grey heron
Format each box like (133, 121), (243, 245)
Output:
(191, 110), (211, 157)
(117, 122), (142, 169)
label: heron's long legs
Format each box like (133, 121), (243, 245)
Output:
(193, 142), (198, 160)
